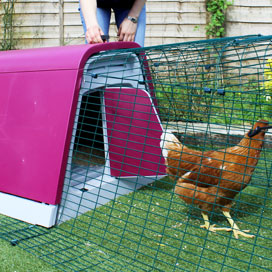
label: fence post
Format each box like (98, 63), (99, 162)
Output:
(59, 0), (64, 46)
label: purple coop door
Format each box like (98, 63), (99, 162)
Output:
(104, 88), (166, 177)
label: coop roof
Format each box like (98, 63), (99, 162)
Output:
(0, 42), (140, 73)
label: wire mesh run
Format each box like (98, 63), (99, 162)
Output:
(1, 35), (272, 271)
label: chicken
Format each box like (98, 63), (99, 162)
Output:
(160, 120), (271, 239)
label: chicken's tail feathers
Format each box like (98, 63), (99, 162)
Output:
(160, 130), (181, 160)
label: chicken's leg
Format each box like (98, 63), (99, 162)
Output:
(222, 211), (254, 239)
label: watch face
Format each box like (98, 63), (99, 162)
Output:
(128, 16), (137, 23)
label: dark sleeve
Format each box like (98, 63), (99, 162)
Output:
(97, 0), (135, 9)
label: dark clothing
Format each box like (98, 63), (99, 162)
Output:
(97, 0), (135, 9)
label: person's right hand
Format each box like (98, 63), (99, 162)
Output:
(85, 24), (104, 44)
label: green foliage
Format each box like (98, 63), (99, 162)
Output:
(206, 0), (233, 38)
(0, 0), (16, 51)
(264, 59), (272, 99)
(155, 81), (271, 125)
(262, 59), (272, 116)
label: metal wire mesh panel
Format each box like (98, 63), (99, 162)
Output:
(0, 35), (272, 271)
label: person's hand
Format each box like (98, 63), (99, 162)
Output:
(118, 18), (137, 42)
(85, 24), (104, 44)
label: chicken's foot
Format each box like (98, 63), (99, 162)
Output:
(200, 212), (231, 233)
(222, 211), (254, 239)
(200, 212), (254, 238)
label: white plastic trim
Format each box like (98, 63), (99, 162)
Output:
(0, 192), (58, 228)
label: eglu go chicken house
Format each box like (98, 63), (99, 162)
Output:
(0, 43), (166, 227)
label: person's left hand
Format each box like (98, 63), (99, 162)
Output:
(118, 18), (137, 42)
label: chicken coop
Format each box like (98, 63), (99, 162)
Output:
(0, 42), (166, 227)
(0, 35), (272, 272)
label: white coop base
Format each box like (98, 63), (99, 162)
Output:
(0, 192), (58, 228)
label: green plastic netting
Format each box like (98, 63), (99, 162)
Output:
(0, 35), (272, 272)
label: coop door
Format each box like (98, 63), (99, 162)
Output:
(104, 88), (166, 178)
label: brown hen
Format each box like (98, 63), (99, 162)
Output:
(161, 120), (270, 239)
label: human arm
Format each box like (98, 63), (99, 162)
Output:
(80, 0), (104, 43)
(118, 0), (146, 42)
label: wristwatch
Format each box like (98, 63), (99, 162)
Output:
(127, 16), (138, 23)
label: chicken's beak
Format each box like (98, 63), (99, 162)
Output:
(262, 126), (272, 133)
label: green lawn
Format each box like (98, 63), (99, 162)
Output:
(0, 238), (58, 272)
(1, 171), (271, 271)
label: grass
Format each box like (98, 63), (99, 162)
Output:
(0, 238), (57, 272)
(65, 178), (271, 272)
(0, 167), (271, 271)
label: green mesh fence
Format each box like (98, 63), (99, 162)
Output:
(1, 35), (272, 271)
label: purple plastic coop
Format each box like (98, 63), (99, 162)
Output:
(0, 42), (166, 227)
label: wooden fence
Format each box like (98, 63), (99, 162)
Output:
(226, 0), (272, 37)
(0, 0), (271, 49)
